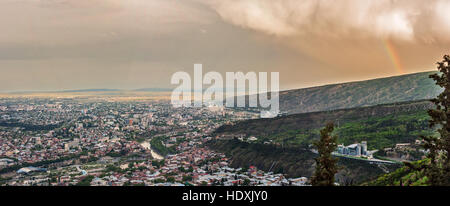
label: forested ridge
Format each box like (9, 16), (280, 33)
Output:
(215, 100), (434, 150)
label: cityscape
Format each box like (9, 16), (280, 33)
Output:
(0, 97), (308, 186)
(2, 0), (450, 196)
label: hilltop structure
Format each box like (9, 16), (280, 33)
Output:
(336, 141), (368, 157)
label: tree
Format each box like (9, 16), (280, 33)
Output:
(311, 122), (339, 186)
(166, 176), (175, 183)
(422, 55), (450, 186)
(76, 175), (94, 186)
(242, 178), (251, 186)
(182, 175), (192, 182)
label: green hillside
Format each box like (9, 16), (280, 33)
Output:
(363, 159), (429, 186)
(215, 71), (443, 186)
(215, 100), (435, 150)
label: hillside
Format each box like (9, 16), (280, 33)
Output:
(363, 159), (429, 186)
(206, 139), (400, 185)
(275, 71), (440, 114)
(215, 100), (435, 150)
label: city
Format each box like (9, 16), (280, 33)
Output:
(2, 2), (450, 204)
(0, 97), (308, 186)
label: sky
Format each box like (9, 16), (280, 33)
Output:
(1, 0), (450, 92)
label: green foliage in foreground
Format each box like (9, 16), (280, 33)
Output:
(311, 123), (339, 186)
(420, 56), (450, 186)
(363, 159), (429, 186)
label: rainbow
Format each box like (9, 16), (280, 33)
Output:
(383, 39), (405, 74)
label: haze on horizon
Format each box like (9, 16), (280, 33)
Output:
(1, 0), (450, 92)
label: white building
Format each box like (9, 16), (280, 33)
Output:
(336, 141), (368, 157)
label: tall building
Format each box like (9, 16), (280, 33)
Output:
(336, 141), (368, 157)
(361, 141), (367, 156)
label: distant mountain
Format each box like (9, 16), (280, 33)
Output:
(6, 88), (175, 94)
(133, 88), (173, 92)
(7, 88), (120, 94)
(277, 71), (440, 114)
(58, 89), (121, 93)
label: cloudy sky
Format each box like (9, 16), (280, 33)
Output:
(1, 0), (450, 92)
